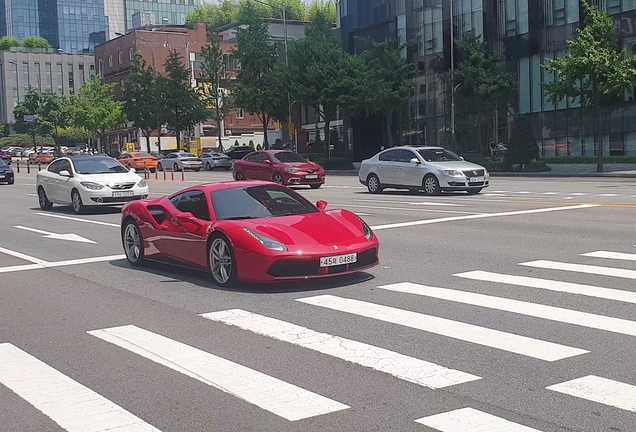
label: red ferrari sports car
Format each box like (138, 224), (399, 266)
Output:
(233, 150), (325, 188)
(120, 181), (379, 286)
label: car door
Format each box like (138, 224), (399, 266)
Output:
(256, 153), (275, 181)
(376, 149), (402, 185)
(164, 190), (210, 268)
(40, 159), (64, 202)
(56, 159), (75, 204)
(164, 153), (177, 170)
(397, 149), (423, 187)
(241, 152), (262, 179)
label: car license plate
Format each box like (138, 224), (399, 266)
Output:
(469, 176), (485, 182)
(305, 174), (318, 179)
(113, 191), (134, 197)
(320, 253), (357, 267)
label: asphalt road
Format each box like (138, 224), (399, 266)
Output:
(1, 169), (636, 431)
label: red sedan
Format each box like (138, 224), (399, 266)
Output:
(121, 181), (379, 286)
(233, 150), (325, 188)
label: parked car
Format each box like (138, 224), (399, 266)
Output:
(225, 145), (255, 160)
(358, 145), (489, 195)
(0, 158), (14, 184)
(120, 181), (379, 286)
(150, 152), (164, 160)
(200, 152), (233, 171)
(117, 152), (159, 172)
(0, 151), (12, 164)
(157, 152), (203, 172)
(233, 150), (325, 188)
(29, 152), (52, 165)
(36, 155), (149, 214)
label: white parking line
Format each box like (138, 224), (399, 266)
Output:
(415, 407), (541, 431)
(201, 309), (480, 389)
(0, 255), (126, 274)
(581, 250), (636, 262)
(89, 325), (349, 421)
(337, 204), (480, 215)
(36, 212), (120, 227)
(354, 199), (466, 207)
(0, 343), (160, 431)
(547, 375), (636, 413)
(521, 260), (636, 280)
(0, 246), (48, 264)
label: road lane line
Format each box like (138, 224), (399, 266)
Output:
(0, 343), (160, 431)
(581, 250), (636, 262)
(0, 246), (48, 264)
(378, 282), (636, 337)
(521, 260), (636, 280)
(455, 270), (636, 304)
(25, 193), (38, 197)
(336, 204), (481, 215)
(0, 254), (126, 274)
(369, 204), (598, 230)
(547, 375), (636, 413)
(353, 199), (467, 207)
(201, 309), (480, 389)
(88, 325), (349, 421)
(414, 407), (541, 431)
(35, 212), (120, 227)
(296, 295), (587, 361)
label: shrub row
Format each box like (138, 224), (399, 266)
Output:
(539, 156), (636, 164)
(300, 153), (354, 170)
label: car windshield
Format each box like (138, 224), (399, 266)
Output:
(180, 153), (197, 158)
(272, 152), (306, 163)
(133, 153), (153, 157)
(416, 148), (462, 162)
(72, 157), (129, 174)
(211, 185), (318, 220)
(0, 159), (6, 167)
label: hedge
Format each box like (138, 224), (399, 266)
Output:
(539, 156), (636, 164)
(301, 154), (354, 170)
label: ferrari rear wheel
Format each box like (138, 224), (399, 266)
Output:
(122, 219), (144, 266)
(208, 235), (238, 287)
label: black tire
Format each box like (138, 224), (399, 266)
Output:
(157, 163), (163, 171)
(206, 162), (212, 171)
(467, 188), (482, 195)
(366, 174), (383, 194)
(223, 167), (231, 171)
(234, 171), (244, 181)
(71, 189), (85, 214)
(422, 174), (440, 196)
(38, 186), (52, 210)
(272, 173), (284, 184)
(122, 218), (145, 266)
(310, 184), (321, 189)
(194, 168), (201, 172)
(8, 178), (14, 185)
(208, 235), (238, 287)
(173, 163), (179, 172)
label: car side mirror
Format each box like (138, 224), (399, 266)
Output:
(459, 156), (465, 161)
(129, 167), (136, 173)
(175, 212), (202, 228)
(316, 200), (328, 211)
(59, 170), (71, 177)
(410, 158), (421, 165)
(263, 159), (272, 165)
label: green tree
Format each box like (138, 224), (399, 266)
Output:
(13, 89), (49, 150)
(505, 115), (539, 168)
(200, 40), (232, 151)
(307, 0), (336, 24)
(0, 36), (21, 51)
(56, 126), (90, 146)
(38, 91), (70, 153)
(70, 79), (127, 153)
(22, 36), (52, 49)
(453, 33), (515, 154)
(161, 51), (208, 151)
(185, 1), (239, 33)
(541, 0), (636, 173)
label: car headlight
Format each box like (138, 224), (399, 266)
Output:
(356, 215), (374, 240)
(137, 179), (147, 188)
(243, 228), (288, 251)
(284, 167), (299, 173)
(80, 181), (104, 190)
(444, 170), (464, 177)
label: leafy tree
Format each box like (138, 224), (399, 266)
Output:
(505, 115), (539, 168)
(200, 41), (232, 152)
(0, 36), (21, 51)
(307, 0), (336, 24)
(13, 89), (49, 150)
(185, 1), (239, 33)
(357, 38), (416, 147)
(56, 126), (90, 146)
(542, 0), (636, 173)
(22, 37), (51, 49)
(69, 79), (127, 152)
(287, 10), (359, 158)
(453, 33), (515, 154)
(38, 91), (70, 151)
(161, 51), (208, 151)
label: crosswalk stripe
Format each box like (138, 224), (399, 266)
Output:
(378, 282), (636, 338)
(88, 325), (349, 421)
(547, 375), (636, 413)
(0, 343), (160, 432)
(201, 309), (480, 389)
(581, 250), (636, 261)
(521, 260), (636, 280)
(414, 407), (542, 431)
(296, 295), (587, 361)
(455, 270), (636, 305)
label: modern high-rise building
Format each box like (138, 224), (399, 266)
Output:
(0, 0), (40, 39)
(123, 0), (201, 31)
(339, 0), (636, 161)
(38, 0), (108, 53)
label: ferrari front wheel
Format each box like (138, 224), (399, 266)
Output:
(208, 235), (238, 287)
(122, 219), (145, 266)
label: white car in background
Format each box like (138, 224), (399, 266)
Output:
(157, 152), (203, 172)
(36, 154), (149, 214)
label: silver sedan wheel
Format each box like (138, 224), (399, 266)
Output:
(423, 175), (440, 195)
(123, 222), (142, 264)
(367, 174), (382, 194)
(209, 237), (233, 285)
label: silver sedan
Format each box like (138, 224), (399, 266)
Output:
(358, 146), (489, 195)
(200, 152), (233, 171)
(157, 152), (203, 172)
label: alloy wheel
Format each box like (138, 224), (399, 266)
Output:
(209, 237), (234, 285)
(123, 222), (143, 264)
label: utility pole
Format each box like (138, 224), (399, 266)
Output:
(449, 0), (456, 152)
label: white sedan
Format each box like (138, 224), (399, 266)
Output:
(157, 152), (203, 172)
(36, 155), (149, 214)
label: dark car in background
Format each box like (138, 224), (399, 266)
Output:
(225, 145), (255, 160)
(0, 159), (15, 184)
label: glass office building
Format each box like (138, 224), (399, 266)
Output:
(340, 0), (636, 160)
(0, 0), (40, 39)
(124, 0), (201, 30)
(38, 0), (107, 53)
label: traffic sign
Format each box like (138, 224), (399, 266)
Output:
(24, 115), (36, 122)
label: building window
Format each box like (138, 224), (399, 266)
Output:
(108, 55), (113, 67)
(11, 62), (18, 105)
(68, 64), (74, 94)
(79, 64), (85, 84)
(23, 64), (30, 92)
(99, 59), (103, 77)
(34, 63), (41, 91)
(129, 48), (134, 60)
(232, 59), (241, 70)
(46, 63), (52, 89)
(57, 64), (63, 95)
(236, 108), (244, 119)
(120, 79), (125, 91)
(118, 51), (123, 64)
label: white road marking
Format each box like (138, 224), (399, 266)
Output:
(354, 199), (466, 207)
(353, 212), (372, 216)
(201, 309), (480, 389)
(581, 250), (636, 262)
(0, 254), (126, 274)
(378, 282), (636, 337)
(296, 295), (587, 361)
(20, 183), (35, 186)
(598, 193), (619, 197)
(570, 193), (587, 196)
(370, 204), (598, 231)
(0, 343), (160, 431)
(415, 407), (541, 431)
(15, 225), (96, 244)
(25, 193), (38, 197)
(337, 204), (480, 215)
(547, 375), (636, 413)
(540, 192), (559, 195)
(455, 270), (636, 305)
(521, 260), (636, 280)
(88, 325), (349, 421)
(36, 212), (120, 227)
(0, 246), (48, 264)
